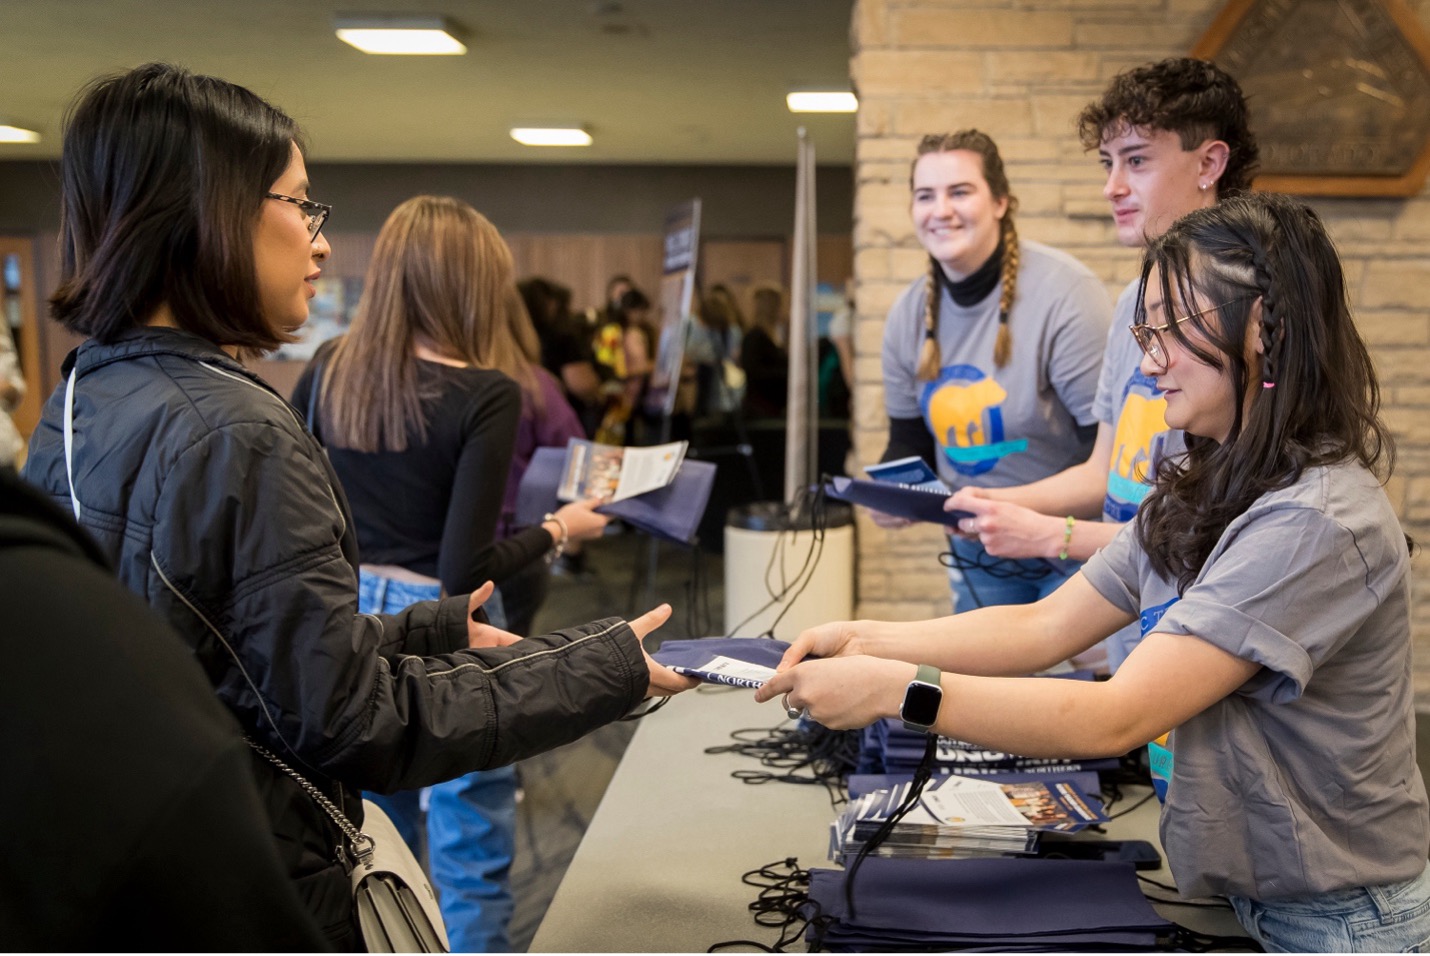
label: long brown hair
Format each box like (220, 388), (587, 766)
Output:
(1135, 193), (1395, 592)
(320, 195), (535, 452)
(911, 130), (1020, 380)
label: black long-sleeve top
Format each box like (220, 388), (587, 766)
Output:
(294, 345), (554, 594)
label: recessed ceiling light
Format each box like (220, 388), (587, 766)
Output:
(786, 91), (858, 113)
(335, 15), (466, 55)
(0, 125), (40, 144)
(510, 127), (593, 147)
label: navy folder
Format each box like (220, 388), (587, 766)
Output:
(805, 856), (1171, 950)
(517, 446), (716, 545)
(824, 475), (974, 526)
(650, 637), (791, 688)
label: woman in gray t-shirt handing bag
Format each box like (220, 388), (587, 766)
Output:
(877, 130), (1110, 614)
(763, 192), (1430, 952)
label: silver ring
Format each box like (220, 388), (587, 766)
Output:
(781, 693), (802, 720)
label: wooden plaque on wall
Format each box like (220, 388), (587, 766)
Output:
(1192, 0), (1430, 197)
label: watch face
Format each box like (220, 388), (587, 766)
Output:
(901, 680), (942, 727)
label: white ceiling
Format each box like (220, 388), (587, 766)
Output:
(0, 0), (857, 165)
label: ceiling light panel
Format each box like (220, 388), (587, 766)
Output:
(510, 127), (593, 147)
(0, 125), (41, 143)
(335, 15), (466, 55)
(786, 91), (858, 113)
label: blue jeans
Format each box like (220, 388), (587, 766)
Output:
(944, 535), (1078, 613)
(359, 570), (515, 953)
(1229, 863), (1430, 953)
(357, 570), (507, 633)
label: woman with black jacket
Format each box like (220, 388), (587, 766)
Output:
(21, 62), (695, 950)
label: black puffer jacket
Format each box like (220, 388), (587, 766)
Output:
(23, 327), (648, 947)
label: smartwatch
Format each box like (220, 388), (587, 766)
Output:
(900, 664), (943, 734)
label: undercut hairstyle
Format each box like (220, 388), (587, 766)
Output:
(1078, 57), (1260, 197)
(50, 62), (302, 351)
(320, 195), (535, 453)
(911, 130), (1020, 380)
(1134, 193), (1394, 593)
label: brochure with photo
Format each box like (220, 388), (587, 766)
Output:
(832, 775), (1108, 861)
(517, 445), (715, 545)
(556, 438), (687, 503)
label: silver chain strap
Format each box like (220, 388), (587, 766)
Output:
(245, 737), (374, 862)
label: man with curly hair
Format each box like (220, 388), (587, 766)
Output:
(947, 57), (1260, 671)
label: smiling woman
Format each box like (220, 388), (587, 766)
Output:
(876, 129), (1111, 620)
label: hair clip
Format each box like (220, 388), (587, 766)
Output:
(1262, 381), (1275, 389)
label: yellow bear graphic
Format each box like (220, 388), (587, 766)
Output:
(927, 377), (1008, 450)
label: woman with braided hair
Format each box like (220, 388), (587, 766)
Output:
(762, 192), (1430, 952)
(877, 130), (1110, 614)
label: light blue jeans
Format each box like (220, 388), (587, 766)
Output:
(944, 535), (1078, 613)
(1228, 863), (1430, 953)
(359, 570), (516, 953)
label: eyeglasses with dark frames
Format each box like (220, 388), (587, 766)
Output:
(1130, 296), (1253, 372)
(265, 192), (331, 241)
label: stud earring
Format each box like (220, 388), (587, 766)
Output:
(1198, 182), (1208, 191)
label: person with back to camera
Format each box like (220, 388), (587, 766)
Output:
(687, 283), (747, 418)
(740, 283), (789, 419)
(947, 59), (1260, 672)
(21, 62), (696, 950)
(758, 192), (1430, 953)
(877, 130), (1109, 616)
(492, 284), (590, 635)
(292, 195), (609, 952)
(518, 275), (603, 434)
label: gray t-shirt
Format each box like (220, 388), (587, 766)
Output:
(1092, 280), (1185, 670)
(882, 240), (1110, 490)
(1093, 280), (1184, 522)
(1083, 461), (1429, 900)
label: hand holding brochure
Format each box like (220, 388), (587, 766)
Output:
(557, 438), (687, 503)
(650, 638), (791, 689)
(518, 442), (716, 544)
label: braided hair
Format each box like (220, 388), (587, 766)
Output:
(911, 130), (1021, 381)
(1134, 193), (1394, 592)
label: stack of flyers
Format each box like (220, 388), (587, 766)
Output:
(831, 774), (1108, 862)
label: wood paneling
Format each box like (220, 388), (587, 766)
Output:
(702, 240), (786, 312)
(506, 233), (664, 315)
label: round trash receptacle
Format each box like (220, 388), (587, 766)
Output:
(723, 501), (854, 640)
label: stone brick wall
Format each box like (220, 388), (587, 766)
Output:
(847, 0), (1430, 697)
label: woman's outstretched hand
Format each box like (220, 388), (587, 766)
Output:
(628, 603), (700, 697)
(467, 582), (523, 648)
(774, 619), (867, 672)
(754, 655), (913, 731)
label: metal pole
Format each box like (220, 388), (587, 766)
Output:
(784, 129), (816, 506)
